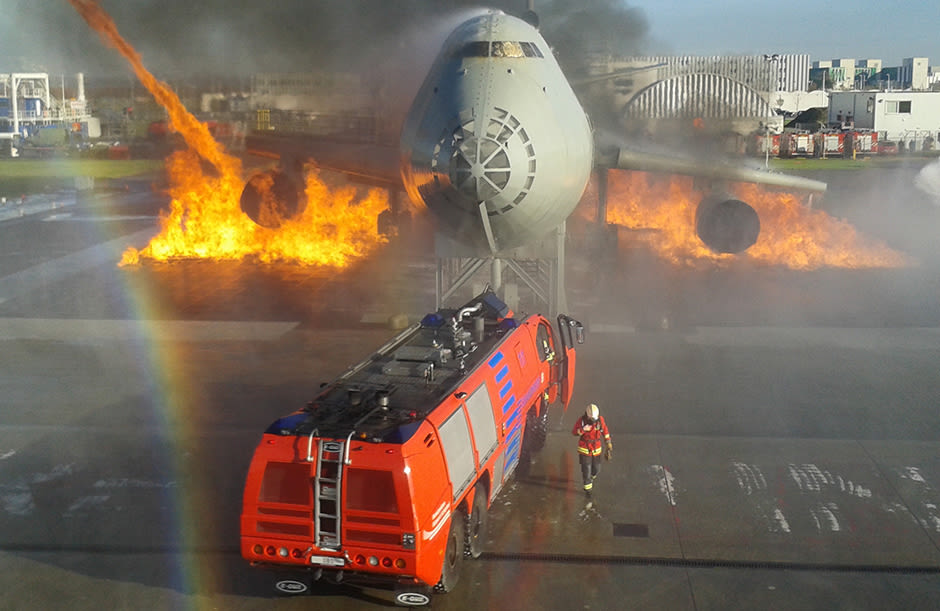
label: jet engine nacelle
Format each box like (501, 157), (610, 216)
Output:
(695, 194), (760, 254)
(240, 169), (305, 229)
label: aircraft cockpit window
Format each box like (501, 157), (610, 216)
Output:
(455, 41), (543, 59)
(459, 41), (491, 58)
(520, 42), (544, 58)
(491, 41), (525, 58)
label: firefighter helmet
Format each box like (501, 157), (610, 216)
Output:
(585, 403), (599, 422)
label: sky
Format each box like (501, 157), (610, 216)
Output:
(641, 0), (940, 65)
(0, 1), (936, 77)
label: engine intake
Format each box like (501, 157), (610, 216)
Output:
(695, 194), (760, 254)
(239, 170), (305, 228)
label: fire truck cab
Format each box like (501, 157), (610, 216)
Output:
(240, 291), (583, 603)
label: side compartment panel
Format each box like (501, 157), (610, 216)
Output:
(438, 407), (476, 501)
(464, 383), (499, 465)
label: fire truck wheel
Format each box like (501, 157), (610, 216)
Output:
(522, 408), (548, 456)
(467, 487), (488, 559)
(436, 512), (465, 592)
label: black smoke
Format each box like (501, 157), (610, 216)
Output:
(1, 1), (648, 77)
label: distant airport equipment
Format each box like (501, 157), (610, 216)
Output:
(0, 73), (96, 155)
(240, 290), (584, 599)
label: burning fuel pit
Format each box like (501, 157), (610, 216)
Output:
(567, 164), (940, 331)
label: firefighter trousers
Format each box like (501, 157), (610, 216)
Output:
(579, 453), (602, 492)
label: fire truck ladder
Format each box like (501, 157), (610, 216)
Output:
(314, 439), (344, 550)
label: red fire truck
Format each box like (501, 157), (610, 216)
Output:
(240, 291), (583, 604)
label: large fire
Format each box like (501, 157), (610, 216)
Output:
(585, 170), (910, 270)
(69, 0), (389, 268)
(119, 152), (388, 266)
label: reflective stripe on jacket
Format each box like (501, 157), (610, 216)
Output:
(572, 415), (611, 456)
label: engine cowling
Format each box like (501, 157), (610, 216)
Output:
(239, 169), (305, 228)
(695, 194), (760, 254)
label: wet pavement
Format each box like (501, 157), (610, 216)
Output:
(0, 170), (939, 609)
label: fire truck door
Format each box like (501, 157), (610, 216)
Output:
(555, 315), (584, 410)
(535, 322), (558, 403)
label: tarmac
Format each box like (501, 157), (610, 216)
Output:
(0, 168), (939, 609)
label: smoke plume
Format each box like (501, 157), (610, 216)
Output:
(2, 1), (649, 77)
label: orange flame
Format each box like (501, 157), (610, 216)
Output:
(67, 0), (237, 178)
(119, 152), (389, 266)
(70, 0), (389, 268)
(585, 170), (910, 270)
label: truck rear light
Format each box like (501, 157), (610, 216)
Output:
(395, 558), (406, 569)
(291, 548), (304, 559)
(382, 557), (392, 568)
(354, 554), (365, 565)
(277, 547), (288, 558)
(266, 546), (276, 556)
(252, 544), (263, 555)
(368, 556), (379, 566)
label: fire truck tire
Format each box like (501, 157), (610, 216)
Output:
(525, 408), (548, 452)
(436, 512), (465, 592)
(467, 486), (488, 559)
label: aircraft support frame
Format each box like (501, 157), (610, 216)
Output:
(434, 222), (567, 317)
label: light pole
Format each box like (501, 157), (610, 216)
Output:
(762, 54), (780, 168)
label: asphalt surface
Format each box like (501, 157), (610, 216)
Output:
(0, 165), (939, 610)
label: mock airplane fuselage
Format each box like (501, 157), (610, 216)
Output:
(400, 10), (594, 253)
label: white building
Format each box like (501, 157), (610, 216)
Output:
(900, 57), (930, 90)
(812, 59), (860, 89)
(828, 90), (940, 149)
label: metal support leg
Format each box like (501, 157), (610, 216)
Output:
(554, 221), (567, 315)
(596, 168), (609, 225)
(434, 221), (569, 316)
(491, 258), (502, 293)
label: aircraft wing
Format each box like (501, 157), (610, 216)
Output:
(245, 131), (403, 189)
(246, 130), (827, 195)
(597, 143), (828, 193)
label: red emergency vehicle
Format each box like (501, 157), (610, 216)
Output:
(240, 291), (583, 604)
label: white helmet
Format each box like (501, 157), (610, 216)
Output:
(585, 403), (599, 421)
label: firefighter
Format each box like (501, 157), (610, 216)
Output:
(572, 403), (612, 498)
